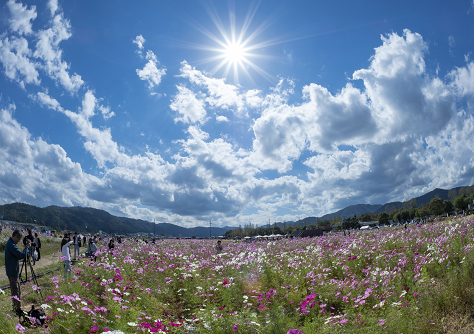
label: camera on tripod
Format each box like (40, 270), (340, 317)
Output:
(22, 236), (35, 248)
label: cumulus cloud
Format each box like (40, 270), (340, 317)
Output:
(34, 91), (122, 167)
(0, 105), (92, 207)
(136, 50), (166, 89)
(170, 86), (207, 124)
(6, 0), (37, 36)
(301, 83), (376, 151)
(0, 36), (40, 88)
(353, 29), (454, 141)
(216, 115), (229, 122)
(47, 0), (58, 17)
(178, 61), (246, 114)
(448, 61), (474, 97)
(1, 1), (83, 92)
(34, 13), (84, 93)
(35, 91), (60, 110)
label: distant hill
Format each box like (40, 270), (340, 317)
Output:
(291, 185), (474, 225)
(1, 185), (472, 235)
(0, 203), (233, 237)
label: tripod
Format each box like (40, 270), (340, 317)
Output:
(19, 252), (43, 298)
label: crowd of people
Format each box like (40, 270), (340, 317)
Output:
(3, 227), (218, 318)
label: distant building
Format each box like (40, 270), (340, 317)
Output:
(359, 221), (379, 228)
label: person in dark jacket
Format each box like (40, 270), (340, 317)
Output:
(34, 232), (41, 261)
(108, 238), (115, 250)
(73, 232), (81, 260)
(25, 229), (35, 265)
(5, 229), (30, 316)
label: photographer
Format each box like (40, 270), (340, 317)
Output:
(5, 229), (30, 316)
(24, 229), (36, 265)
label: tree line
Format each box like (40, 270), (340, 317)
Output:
(224, 192), (474, 238)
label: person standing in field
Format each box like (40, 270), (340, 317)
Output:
(61, 237), (73, 279)
(26, 229), (35, 265)
(88, 237), (98, 261)
(34, 232), (41, 261)
(215, 240), (223, 255)
(5, 229), (30, 316)
(73, 232), (81, 259)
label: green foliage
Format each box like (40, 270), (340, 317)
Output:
(358, 213), (371, 222)
(377, 212), (390, 225)
(430, 197), (444, 216)
(454, 194), (469, 212)
(342, 216), (361, 229)
(443, 200), (454, 214)
(416, 204), (431, 218)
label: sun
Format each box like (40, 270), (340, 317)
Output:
(185, 2), (278, 85)
(224, 43), (245, 64)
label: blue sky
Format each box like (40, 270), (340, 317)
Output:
(1, 0), (474, 228)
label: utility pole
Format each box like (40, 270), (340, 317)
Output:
(209, 220), (212, 238)
(154, 219), (155, 239)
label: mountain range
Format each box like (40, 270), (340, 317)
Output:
(292, 185), (473, 225)
(0, 185), (472, 236)
(0, 203), (233, 238)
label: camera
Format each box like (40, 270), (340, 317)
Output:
(22, 236), (35, 247)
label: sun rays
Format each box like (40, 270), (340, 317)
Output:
(184, 1), (278, 85)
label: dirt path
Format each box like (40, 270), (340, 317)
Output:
(0, 253), (62, 283)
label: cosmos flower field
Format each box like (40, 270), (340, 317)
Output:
(3, 215), (474, 333)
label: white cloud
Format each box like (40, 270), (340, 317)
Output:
(301, 82), (376, 152)
(178, 61), (246, 114)
(133, 35), (145, 50)
(448, 61), (474, 97)
(0, 106), (92, 207)
(245, 89), (263, 108)
(34, 14), (84, 93)
(34, 91), (122, 167)
(136, 50), (166, 89)
(99, 105), (115, 120)
(80, 90), (96, 118)
(216, 115), (229, 122)
(353, 29), (454, 141)
(47, 0), (58, 17)
(170, 86), (207, 124)
(0, 36), (40, 88)
(7, 0), (37, 36)
(36, 91), (60, 110)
